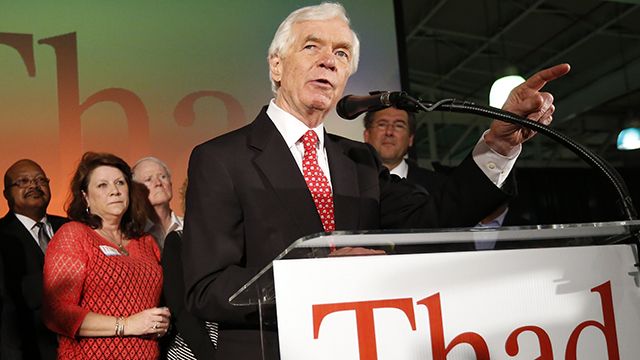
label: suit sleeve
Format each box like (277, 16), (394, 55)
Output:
(0, 249), (23, 359)
(182, 145), (258, 325)
(380, 154), (514, 229)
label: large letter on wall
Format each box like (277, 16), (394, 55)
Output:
(174, 90), (246, 132)
(0, 33), (36, 76)
(38, 32), (150, 171)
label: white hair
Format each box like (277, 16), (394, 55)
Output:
(131, 156), (171, 180)
(267, 2), (360, 94)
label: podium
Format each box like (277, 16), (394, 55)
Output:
(230, 221), (640, 359)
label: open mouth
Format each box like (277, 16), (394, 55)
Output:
(312, 78), (333, 88)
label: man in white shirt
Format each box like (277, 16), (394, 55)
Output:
(0, 159), (67, 360)
(132, 156), (183, 251)
(182, 3), (570, 358)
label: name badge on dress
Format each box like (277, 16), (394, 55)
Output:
(99, 245), (122, 256)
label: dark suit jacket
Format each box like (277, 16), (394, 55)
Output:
(162, 230), (217, 359)
(0, 212), (67, 360)
(182, 107), (512, 359)
(405, 159), (448, 195)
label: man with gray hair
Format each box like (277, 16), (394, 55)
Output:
(132, 156), (183, 250)
(183, 2), (569, 357)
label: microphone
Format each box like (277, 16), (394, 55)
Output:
(336, 91), (404, 120)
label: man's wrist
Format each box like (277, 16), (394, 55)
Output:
(484, 130), (516, 156)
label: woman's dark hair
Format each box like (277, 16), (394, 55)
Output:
(66, 152), (148, 239)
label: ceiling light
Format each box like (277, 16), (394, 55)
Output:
(617, 127), (640, 150)
(489, 75), (525, 108)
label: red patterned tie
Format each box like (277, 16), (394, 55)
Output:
(301, 130), (335, 232)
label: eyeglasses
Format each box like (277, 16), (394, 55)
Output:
(9, 176), (50, 188)
(372, 121), (409, 132)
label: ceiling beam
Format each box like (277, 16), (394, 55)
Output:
(554, 56), (640, 122)
(431, 0), (546, 89)
(406, 0), (450, 43)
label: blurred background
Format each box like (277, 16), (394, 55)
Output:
(397, 0), (640, 223)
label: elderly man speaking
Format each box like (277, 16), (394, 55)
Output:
(182, 2), (570, 358)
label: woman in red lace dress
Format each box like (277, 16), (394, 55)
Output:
(42, 152), (171, 359)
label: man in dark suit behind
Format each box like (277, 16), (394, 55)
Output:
(364, 106), (530, 230)
(363, 106), (447, 193)
(0, 159), (67, 360)
(182, 3), (570, 358)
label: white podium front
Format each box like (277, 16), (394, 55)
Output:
(230, 221), (640, 359)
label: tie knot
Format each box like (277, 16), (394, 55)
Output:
(34, 222), (44, 230)
(302, 130), (318, 152)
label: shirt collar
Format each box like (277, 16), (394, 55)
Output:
(14, 213), (47, 230)
(267, 99), (325, 149)
(389, 159), (410, 178)
(145, 211), (183, 234)
(168, 211), (184, 232)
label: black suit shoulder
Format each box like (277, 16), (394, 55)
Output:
(405, 160), (448, 194)
(0, 212), (68, 233)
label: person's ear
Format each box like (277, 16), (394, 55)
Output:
(409, 134), (414, 147)
(269, 54), (283, 85)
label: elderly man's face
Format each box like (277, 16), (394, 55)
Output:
(3, 160), (51, 217)
(363, 107), (414, 169)
(133, 160), (173, 207)
(270, 17), (353, 121)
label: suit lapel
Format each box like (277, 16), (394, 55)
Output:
(249, 110), (324, 237)
(325, 134), (360, 230)
(3, 212), (45, 264)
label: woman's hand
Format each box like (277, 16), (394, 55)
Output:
(124, 307), (171, 337)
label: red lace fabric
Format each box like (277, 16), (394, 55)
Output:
(43, 222), (163, 359)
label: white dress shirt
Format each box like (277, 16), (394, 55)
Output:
(15, 213), (53, 249)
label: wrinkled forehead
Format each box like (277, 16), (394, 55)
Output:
(292, 18), (354, 50)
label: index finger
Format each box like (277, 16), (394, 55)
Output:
(523, 63), (571, 91)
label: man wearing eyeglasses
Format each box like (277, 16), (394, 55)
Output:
(0, 159), (68, 360)
(364, 107), (524, 232)
(363, 106), (447, 193)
